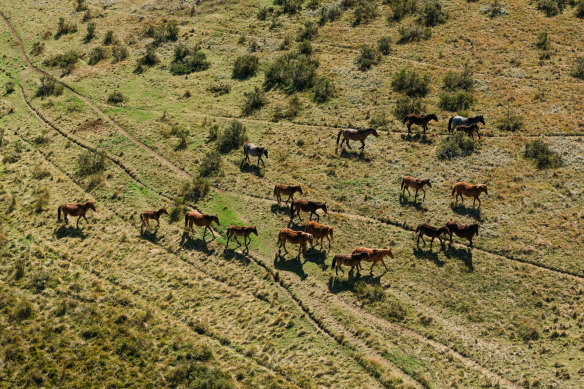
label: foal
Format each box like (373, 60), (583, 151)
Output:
(451, 182), (488, 207)
(445, 221), (479, 247)
(401, 176), (432, 202)
(140, 208), (168, 229)
(57, 201), (96, 228)
(290, 199), (328, 222)
(456, 123), (481, 139)
(277, 228), (313, 257)
(415, 223), (449, 249)
(448, 115), (485, 133)
(403, 113), (438, 134)
(352, 247), (394, 272)
(331, 251), (370, 276)
(305, 221), (334, 249)
(185, 212), (220, 239)
(242, 143), (268, 167)
(336, 128), (378, 152)
(226, 225), (258, 251)
(274, 184), (303, 205)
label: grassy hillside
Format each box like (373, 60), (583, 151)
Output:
(1, 0), (583, 387)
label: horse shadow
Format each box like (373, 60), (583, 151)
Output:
(450, 203), (482, 221)
(140, 227), (162, 243)
(339, 149), (371, 162)
(179, 231), (211, 254)
(54, 225), (87, 239)
(287, 219), (307, 229)
(239, 163), (264, 177)
(412, 245), (445, 267)
(274, 251), (307, 280)
(222, 247), (251, 265)
(271, 203), (291, 215)
(399, 194), (428, 211)
(328, 272), (384, 294)
(303, 247), (328, 270)
(445, 243), (474, 272)
(401, 133), (433, 144)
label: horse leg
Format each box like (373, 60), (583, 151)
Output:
(473, 197), (476, 207)
(346, 140), (351, 150)
(226, 235), (231, 248)
(360, 140), (365, 150)
(76, 215), (82, 228)
(417, 234), (421, 247)
(370, 261), (376, 273)
(407, 123), (411, 133)
(468, 237), (473, 247)
(64, 212), (69, 224)
(430, 237), (434, 249)
(315, 212), (320, 222)
(422, 188), (426, 201)
(415, 188), (419, 201)
(423, 123), (427, 134)
(297, 210), (302, 221)
(477, 197), (481, 207)
(406, 187), (411, 197)
(381, 259), (389, 271)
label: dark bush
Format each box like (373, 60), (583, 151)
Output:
(232, 54), (259, 79)
(443, 66), (474, 91)
(112, 45), (129, 63)
(264, 52), (319, 93)
(43, 51), (79, 75)
(524, 139), (563, 169)
(417, 1), (448, 26)
(313, 76), (335, 103)
(5, 81), (14, 95)
(393, 96), (424, 120)
(257, 7), (274, 20)
(199, 150), (222, 177)
(356, 44), (381, 71)
(10, 299), (34, 322)
(77, 149), (106, 176)
(297, 40), (313, 56)
(535, 32), (551, 51)
(36, 76), (64, 98)
(30, 41), (45, 56)
(76, 0), (87, 12)
(296, 21), (318, 41)
(182, 177), (210, 202)
(319, 3), (343, 25)
(169, 363), (234, 389)
(436, 132), (476, 160)
(170, 45), (210, 75)
(88, 46), (107, 65)
(208, 124), (219, 141)
(368, 111), (389, 129)
(353, 0), (378, 26)
(576, 0), (584, 17)
(572, 57), (584, 80)
(274, 0), (303, 14)
(174, 127), (190, 150)
(391, 68), (430, 97)
(217, 121), (248, 153)
(135, 47), (159, 73)
(483, 0), (508, 17)
(207, 82), (231, 96)
(517, 322), (539, 342)
(55, 17), (77, 39)
(497, 108), (523, 132)
(385, 0), (417, 21)
(536, 0), (566, 16)
(273, 96), (302, 121)
(397, 24), (432, 44)
(103, 30), (115, 45)
(439, 92), (474, 111)
(354, 281), (385, 304)
(107, 91), (126, 104)
(242, 86), (267, 116)
(377, 36), (391, 55)
(84, 22), (96, 43)
(145, 21), (179, 45)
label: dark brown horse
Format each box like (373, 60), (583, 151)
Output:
(274, 184), (303, 205)
(277, 228), (313, 257)
(336, 128), (378, 152)
(403, 113), (438, 134)
(445, 221), (479, 247)
(415, 223), (449, 249)
(401, 176), (432, 202)
(352, 247), (394, 272)
(140, 208), (168, 228)
(290, 199), (327, 222)
(226, 225), (258, 250)
(185, 211), (220, 239)
(451, 182), (488, 207)
(331, 251), (369, 276)
(456, 123), (481, 139)
(305, 221), (333, 249)
(57, 201), (96, 228)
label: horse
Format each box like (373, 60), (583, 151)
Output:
(402, 113), (438, 134)
(331, 251), (370, 276)
(140, 208), (168, 229)
(451, 182), (488, 207)
(184, 212), (220, 239)
(455, 123), (481, 139)
(242, 143), (268, 167)
(277, 228), (313, 257)
(336, 128), (378, 152)
(305, 221), (333, 249)
(226, 225), (258, 251)
(401, 176), (432, 202)
(415, 223), (449, 249)
(57, 201), (96, 228)
(290, 199), (327, 222)
(274, 184), (303, 205)
(352, 247), (394, 272)
(448, 115), (485, 133)
(445, 221), (479, 247)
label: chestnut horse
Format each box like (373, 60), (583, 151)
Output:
(352, 247), (394, 272)
(403, 113), (438, 134)
(305, 221), (334, 249)
(140, 208), (168, 228)
(445, 221), (479, 247)
(456, 123), (481, 139)
(277, 228), (313, 257)
(336, 128), (378, 152)
(226, 225), (258, 250)
(274, 184), (303, 205)
(57, 201), (96, 228)
(331, 251), (370, 276)
(290, 199), (327, 222)
(451, 182), (488, 207)
(401, 176), (432, 201)
(185, 211), (220, 239)
(415, 223), (449, 249)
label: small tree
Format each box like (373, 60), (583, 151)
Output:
(36, 76), (64, 98)
(103, 30), (115, 45)
(572, 57), (584, 80)
(112, 46), (129, 63)
(417, 1), (448, 26)
(524, 139), (563, 169)
(397, 24), (431, 44)
(352, 0), (378, 26)
(377, 36), (391, 55)
(174, 127), (190, 150)
(241, 86), (267, 116)
(313, 76), (335, 103)
(199, 150), (222, 177)
(232, 54), (259, 79)
(84, 22), (96, 43)
(393, 97), (424, 121)
(386, 0), (417, 22)
(497, 107), (523, 132)
(356, 45), (380, 71)
(77, 149), (106, 176)
(88, 46), (107, 65)
(391, 68), (431, 97)
(217, 121), (248, 153)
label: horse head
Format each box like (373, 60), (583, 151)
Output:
(430, 114), (438, 122)
(159, 208), (169, 215)
(263, 148), (269, 158)
(213, 214), (220, 226)
(478, 115), (485, 125)
(370, 128), (379, 137)
(438, 226), (450, 236)
(423, 179), (432, 188)
(87, 201), (96, 212)
(320, 203), (328, 214)
(472, 224), (480, 235)
(296, 186), (303, 195)
(480, 184), (488, 195)
(251, 226), (259, 236)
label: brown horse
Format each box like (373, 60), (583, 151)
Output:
(331, 251), (370, 276)
(274, 184), (303, 205)
(226, 225), (258, 250)
(305, 221), (333, 249)
(290, 199), (327, 222)
(415, 223), (449, 249)
(277, 228), (313, 257)
(402, 113), (438, 134)
(456, 123), (481, 139)
(401, 176), (432, 202)
(445, 221), (479, 247)
(451, 182), (488, 207)
(336, 128), (378, 152)
(57, 201), (96, 228)
(352, 247), (394, 272)
(140, 208), (168, 229)
(185, 211), (220, 239)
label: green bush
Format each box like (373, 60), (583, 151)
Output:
(55, 17), (77, 39)
(207, 82), (231, 96)
(5, 81), (15, 95)
(272, 96), (302, 121)
(436, 132), (476, 160)
(517, 322), (539, 342)
(319, 3), (343, 25)
(386, 0), (417, 21)
(170, 45), (210, 75)
(242, 86), (267, 116)
(443, 66), (474, 91)
(232, 54), (259, 79)
(536, 0), (566, 16)
(182, 177), (210, 202)
(77, 149), (106, 176)
(274, 0), (303, 14)
(145, 20), (179, 45)
(36, 76), (64, 98)
(174, 127), (190, 150)
(30, 41), (45, 56)
(103, 30), (115, 45)
(354, 282), (385, 304)
(43, 51), (79, 75)
(107, 91), (126, 104)
(296, 21), (318, 41)
(397, 24), (432, 44)
(417, 1), (448, 26)
(572, 57), (584, 80)
(217, 121), (248, 153)
(313, 76), (335, 103)
(524, 139), (563, 169)
(377, 36), (391, 55)
(369, 111), (389, 129)
(576, 0), (584, 17)
(135, 47), (159, 73)
(199, 150), (222, 177)
(88, 46), (107, 65)
(352, 0), (378, 26)
(356, 44), (381, 71)
(391, 68), (430, 97)
(393, 96), (425, 120)
(535, 32), (551, 51)
(112, 45), (129, 63)
(169, 363), (234, 389)
(497, 108), (523, 132)
(76, 0), (88, 11)
(84, 22), (96, 43)
(298, 40), (313, 56)
(264, 52), (319, 93)
(257, 7), (274, 20)
(10, 299), (34, 322)
(482, 0), (508, 17)
(438, 92), (474, 111)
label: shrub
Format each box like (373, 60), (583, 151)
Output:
(248, 39), (260, 53)
(107, 91), (126, 104)
(377, 36), (391, 55)
(354, 282), (385, 304)
(5, 81), (15, 95)
(182, 177), (210, 202)
(517, 322), (539, 342)
(273, 96), (302, 121)
(397, 24), (432, 44)
(82, 10), (92, 22)
(217, 121), (248, 153)
(169, 363), (234, 389)
(353, 0), (378, 26)
(232, 54), (259, 79)
(274, 0), (303, 14)
(297, 40), (313, 56)
(134, 47), (159, 73)
(576, 0), (584, 17)
(76, 0), (88, 12)
(535, 32), (551, 51)
(436, 132), (476, 160)
(264, 52), (319, 93)
(524, 139), (563, 169)
(386, 0), (417, 21)
(417, 1), (448, 26)
(174, 127), (190, 150)
(313, 76), (335, 103)
(55, 17), (77, 39)
(391, 68), (430, 97)
(169, 199), (188, 222)
(88, 46), (107, 65)
(112, 45), (129, 63)
(393, 96), (424, 120)
(170, 45), (210, 75)
(482, 0), (508, 17)
(319, 3), (343, 25)
(369, 111), (389, 129)
(10, 299), (34, 322)
(103, 30), (115, 45)
(34, 186), (50, 213)
(77, 149), (106, 176)
(438, 92), (474, 111)
(207, 82), (231, 96)
(497, 107), (523, 132)
(30, 41), (45, 56)
(296, 21), (318, 41)
(208, 124), (219, 141)
(43, 51), (79, 75)
(36, 76), (63, 98)
(572, 57), (584, 80)
(536, 0), (566, 16)
(443, 66), (474, 91)
(84, 22), (96, 43)
(257, 7), (274, 20)
(242, 86), (267, 116)
(199, 150), (222, 177)
(356, 44), (381, 71)
(145, 20), (179, 45)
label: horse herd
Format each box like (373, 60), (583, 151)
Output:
(56, 114), (488, 278)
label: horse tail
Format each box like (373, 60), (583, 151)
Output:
(400, 178), (405, 191)
(415, 225), (420, 233)
(331, 256), (337, 269)
(451, 185), (456, 197)
(448, 117), (453, 133)
(139, 213), (143, 222)
(57, 206), (62, 222)
(336, 130), (343, 146)
(184, 213), (189, 228)
(290, 201), (295, 217)
(402, 115), (408, 124)
(273, 185), (277, 196)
